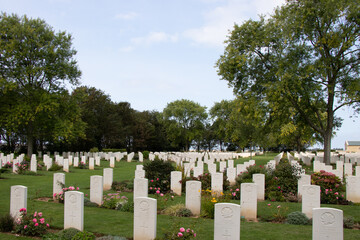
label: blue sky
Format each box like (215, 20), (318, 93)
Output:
(1, 0), (358, 149)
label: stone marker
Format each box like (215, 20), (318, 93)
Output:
(355, 166), (360, 176)
(30, 155), (37, 172)
(95, 156), (101, 166)
(171, 171), (182, 196)
(298, 174), (311, 197)
(103, 168), (113, 191)
(73, 157), (79, 167)
(89, 158), (95, 170)
(138, 152), (144, 162)
(302, 185), (320, 218)
(134, 178), (148, 199)
(110, 157), (115, 168)
(240, 183), (257, 220)
(252, 173), (265, 201)
(10, 185), (27, 219)
(344, 163), (352, 177)
(134, 197), (157, 240)
(53, 173), (65, 199)
(312, 208), (343, 240)
(90, 175), (103, 205)
(63, 158), (69, 172)
(214, 203), (241, 240)
(186, 180), (202, 216)
(219, 162), (227, 172)
(211, 172), (223, 196)
(208, 163), (217, 174)
(227, 167), (236, 185)
(64, 191), (84, 231)
(346, 176), (360, 203)
(135, 169), (145, 179)
(227, 160), (234, 168)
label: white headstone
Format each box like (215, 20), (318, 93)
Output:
(64, 191), (84, 231)
(236, 164), (246, 175)
(10, 185), (27, 219)
(312, 208), (343, 240)
(138, 152), (143, 162)
(134, 197), (157, 240)
(211, 172), (223, 196)
(103, 168), (113, 191)
(252, 173), (265, 201)
(95, 156), (101, 166)
(227, 160), (234, 168)
(110, 157), (115, 168)
(226, 167), (236, 185)
(73, 157), (79, 167)
(89, 158), (95, 170)
(186, 180), (202, 216)
(240, 183), (257, 220)
(219, 162), (227, 172)
(135, 169), (145, 179)
(214, 203), (241, 240)
(302, 185), (320, 218)
(298, 174), (311, 197)
(134, 178), (148, 199)
(208, 163), (217, 175)
(171, 171), (182, 196)
(30, 155), (37, 172)
(90, 175), (103, 205)
(53, 173), (65, 199)
(356, 166), (360, 177)
(346, 176), (360, 203)
(344, 163), (352, 177)
(63, 158), (69, 172)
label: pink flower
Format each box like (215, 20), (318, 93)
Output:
(38, 212), (42, 217)
(76, 187), (80, 190)
(335, 192), (339, 195)
(194, 233), (196, 237)
(24, 225), (27, 229)
(86, 194), (88, 197)
(151, 180), (154, 182)
(160, 193), (164, 197)
(150, 187), (153, 190)
(180, 227), (185, 232)
(156, 178), (159, 181)
(46, 224), (50, 227)
(232, 192), (236, 196)
(267, 204), (271, 206)
(186, 228), (190, 233)
(40, 218), (45, 224)
(277, 186), (281, 189)
(34, 211), (37, 217)
(336, 197), (339, 199)
(236, 188), (239, 192)
(32, 218), (37, 223)
(177, 232), (183, 237)
(277, 205), (281, 209)
(156, 190), (160, 194)
(171, 196), (174, 199)
(19, 208), (26, 212)
(35, 223), (39, 226)
(53, 193), (57, 197)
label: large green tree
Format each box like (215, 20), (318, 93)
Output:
(217, 0), (360, 164)
(210, 100), (233, 151)
(0, 13), (82, 156)
(163, 99), (208, 151)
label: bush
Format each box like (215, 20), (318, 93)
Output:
(57, 228), (81, 240)
(15, 160), (30, 174)
(343, 216), (355, 229)
(144, 159), (175, 193)
(111, 180), (133, 192)
(102, 193), (128, 210)
(118, 201), (134, 213)
(89, 147), (99, 153)
(142, 151), (150, 160)
(163, 204), (192, 217)
(48, 163), (62, 171)
(76, 162), (88, 169)
(96, 236), (127, 240)
(286, 211), (310, 225)
(0, 213), (14, 232)
(71, 231), (95, 240)
(14, 208), (50, 236)
(53, 186), (79, 203)
(311, 170), (346, 204)
(84, 198), (99, 207)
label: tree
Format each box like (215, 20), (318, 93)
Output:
(162, 99), (208, 151)
(216, 0), (360, 164)
(210, 100), (233, 151)
(0, 13), (81, 156)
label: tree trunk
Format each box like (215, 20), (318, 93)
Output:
(27, 134), (34, 157)
(323, 130), (332, 165)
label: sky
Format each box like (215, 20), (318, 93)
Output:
(1, 0), (358, 149)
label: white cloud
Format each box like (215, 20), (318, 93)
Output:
(114, 12), (138, 20)
(118, 46), (134, 53)
(184, 0), (285, 48)
(131, 32), (179, 45)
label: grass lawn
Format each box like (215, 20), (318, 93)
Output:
(0, 154), (359, 239)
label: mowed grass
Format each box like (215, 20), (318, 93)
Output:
(0, 154), (359, 239)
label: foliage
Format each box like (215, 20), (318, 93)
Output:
(3, 161), (12, 168)
(96, 236), (127, 240)
(163, 204), (192, 217)
(84, 198), (99, 207)
(343, 216), (355, 229)
(14, 208), (49, 236)
(56, 228), (81, 240)
(53, 186), (79, 203)
(48, 163), (62, 171)
(111, 180), (133, 192)
(153, 191), (175, 210)
(76, 162), (88, 169)
(201, 191), (230, 219)
(101, 193), (128, 210)
(144, 159), (175, 192)
(117, 201), (134, 213)
(0, 213), (14, 232)
(286, 211), (310, 225)
(142, 150), (150, 159)
(263, 204), (289, 223)
(311, 170), (346, 204)
(15, 160), (30, 174)
(89, 147), (99, 153)
(71, 231), (95, 240)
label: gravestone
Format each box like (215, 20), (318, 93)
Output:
(208, 163), (217, 174)
(110, 157), (115, 168)
(211, 172), (223, 196)
(135, 169), (145, 179)
(73, 157), (79, 167)
(344, 163), (352, 177)
(219, 162), (227, 172)
(186, 180), (202, 216)
(312, 208), (343, 240)
(95, 156), (101, 166)
(356, 166), (360, 177)
(346, 176), (360, 203)
(53, 173), (65, 199)
(171, 171), (182, 196)
(298, 174), (311, 197)
(193, 166), (203, 178)
(240, 183), (257, 220)
(64, 191), (84, 231)
(90, 175), (103, 205)
(63, 158), (69, 172)
(252, 173), (265, 201)
(236, 164), (246, 175)
(214, 203), (240, 240)
(138, 152), (143, 162)
(184, 163), (191, 177)
(134, 178), (148, 199)
(30, 155), (37, 172)
(89, 158), (95, 170)
(226, 167), (236, 185)
(136, 165), (144, 170)
(302, 185), (320, 218)
(134, 197), (157, 240)
(68, 155), (73, 166)
(103, 168), (113, 191)
(227, 160), (234, 168)
(10, 185), (27, 219)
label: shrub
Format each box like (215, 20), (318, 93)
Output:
(96, 236), (127, 240)
(343, 216), (355, 229)
(163, 204), (192, 217)
(77, 162), (88, 169)
(142, 151), (150, 159)
(3, 161), (12, 168)
(57, 228), (81, 240)
(111, 180), (133, 192)
(264, 204), (289, 223)
(286, 211), (310, 225)
(48, 163), (62, 171)
(0, 213), (14, 232)
(14, 208), (50, 236)
(160, 225), (197, 240)
(53, 186), (79, 203)
(15, 160), (30, 174)
(89, 147), (99, 153)
(71, 231), (95, 240)
(118, 201), (134, 213)
(144, 159), (175, 193)
(84, 198), (99, 207)
(311, 170), (346, 204)
(101, 193), (128, 210)
(201, 193), (230, 219)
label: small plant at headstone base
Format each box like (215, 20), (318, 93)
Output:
(163, 204), (192, 217)
(53, 186), (79, 203)
(56, 227), (81, 240)
(14, 208), (50, 237)
(111, 180), (133, 192)
(286, 211), (310, 225)
(77, 162), (88, 169)
(37, 161), (45, 170)
(142, 150), (149, 159)
(343, 216), (355, 229)
(117, 200), (134, 213)
(200, 191), (230, 219)
(84, 198), (99, 207)
(153, 191), (175, 210)
(3, 161), (13, 168)
(229, 187), (240, 200)
(101, 193), (128, 210)
(48, 163), (62, 171)
(15, 160), (30, 174)
(264, 204), (289, 223)
(0, 213), (14, 232)
(158, 220), (197, 240)
(71, 230), (95, 240)
(311, 170), (347, 204)
(144, 158), (175, 192)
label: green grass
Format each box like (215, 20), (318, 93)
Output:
(0, 155), (359, 239)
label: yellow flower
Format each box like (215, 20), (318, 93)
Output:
(220, 192), (224, 196)
(211, 198), (217, 203)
